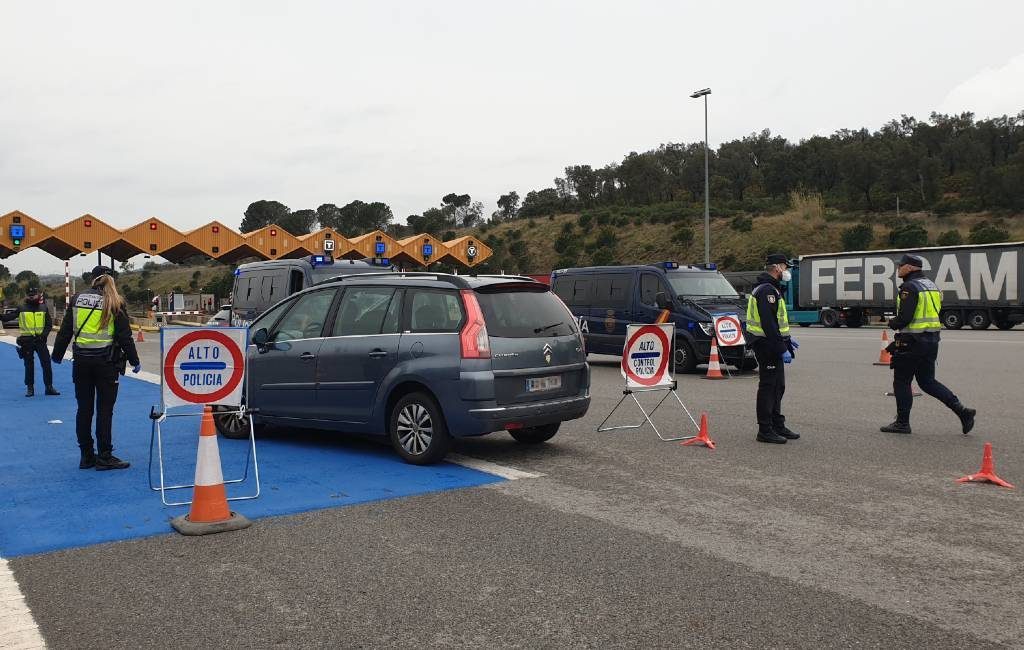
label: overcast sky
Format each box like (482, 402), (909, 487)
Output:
(3, 0), (1023, 276)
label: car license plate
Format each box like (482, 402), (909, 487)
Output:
(526, 376), (562, 392)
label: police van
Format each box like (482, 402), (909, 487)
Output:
(230, 255), (390, 326)
(550, 262), (755, 372)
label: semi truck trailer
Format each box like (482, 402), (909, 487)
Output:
(725, 242), (1023, 330)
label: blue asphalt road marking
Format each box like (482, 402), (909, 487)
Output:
(0, 344), (503, 557)
(630, 352), (660, 359)
(178, 361), (227, 370)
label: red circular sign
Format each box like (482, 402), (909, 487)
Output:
(163, 329), (245, 404)
(715, 315), (743, 346)
(621, 325), (671, 386)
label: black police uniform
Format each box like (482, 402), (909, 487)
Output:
(883, 258), (975, 434)
(749, 268), (798, 443)
(52, 284), (140, 469)
(16, 296), (58, 396)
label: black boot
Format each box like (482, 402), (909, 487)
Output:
(25, 386), (34, 397)
(95, 453), (129, 471)
(756, 428), (787, 444)
(79, 450), (96, 470)
(45, 385), (61, 396)
(880, 421), (912, 434)
(774, 426), (800, 440)
(952, 403), (976, 435)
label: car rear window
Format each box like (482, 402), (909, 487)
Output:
(477, 289), (577, 338)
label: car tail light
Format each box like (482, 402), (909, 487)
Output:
(459, 289), (490, 359)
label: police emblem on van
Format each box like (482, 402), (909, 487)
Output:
(542, 343), (553, 364)
(604, 309), (616, 333)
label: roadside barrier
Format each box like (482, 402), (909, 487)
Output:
(703, 336), (726, 380)
(874, 330), (892, 365)
(680, 412), (715, 449)
(170, 406), (253, 535)
(957, 443), (1014, 489)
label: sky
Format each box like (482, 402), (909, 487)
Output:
(2, 0), (1023, 276)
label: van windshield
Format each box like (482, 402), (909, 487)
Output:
(666, 272), (739, 298)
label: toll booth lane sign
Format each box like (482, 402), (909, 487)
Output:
(620, 323), (674, 388)
(713, 314), (745, 347)
(161, 327), (247, 409)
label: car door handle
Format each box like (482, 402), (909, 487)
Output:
(368, 349), (388, 359)
(299, 352), (317, 361)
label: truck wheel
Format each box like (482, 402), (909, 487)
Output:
(820, 309), (841, 328)
(968, 310), (991, 330)
(941, 310), (963, 330)
(995, 319), (1015, 330)
(675, 341), (697, 373)
(798, 322), (811, 328)
(844, 309), (864, 328)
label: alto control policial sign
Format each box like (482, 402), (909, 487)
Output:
(161, 327), (248, 409)
(620, 323), (674, 388)
(713, 314), (745, 347)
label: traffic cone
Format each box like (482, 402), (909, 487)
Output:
(654, 309), (671, 324)
(703, 336), (726, 380)
(136, 327), (145, 343)
(957, 443), (1014, 489)
(170, 406), (252, 535)
(681, 412), (715, 449)
(874, 330), (892, 365)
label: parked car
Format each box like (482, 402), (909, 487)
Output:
(213, 272), (591, 464)
(1, 306), (19, 327)
(205, 304), (232, 326)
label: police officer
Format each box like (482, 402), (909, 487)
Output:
(17, 288), (60, 397)
(52, 267), (141, 470)
(881, 254), (976, 435)
(746, 253), (800, 444)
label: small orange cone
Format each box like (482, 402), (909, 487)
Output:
(170, 406), (252, 535)
(704, 336), (726, 380)
(957, 443), (1014, 489)
(681, 412), (715, 449)
(136, 327), (145, 343)
(874, 330), (892, 365)
(654, 309), (671, 324)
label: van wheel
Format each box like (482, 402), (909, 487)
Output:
(674, 341), (697, 373)
(509, 423), (559, 444)
(213, 404), (263, 439)
(390, 392), (450, 465)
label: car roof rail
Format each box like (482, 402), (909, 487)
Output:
(315, 271), (470, 288)
(469, 274), (539, 283)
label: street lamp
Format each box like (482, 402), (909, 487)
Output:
(690, 87), (711, 265)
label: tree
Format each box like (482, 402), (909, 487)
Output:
(936, 230), (963, 246)
(0, 264), (9, 281)
(240, 200), (290, 232)
(888, 222), (928, 248)
(495, 192), (520, 221)
(841, 224), (874, 251)
(279, 209), (316, 235)
(968, 221), (1010, 245)
(518, 188), (562, 217)
(14, 270), (40, 287)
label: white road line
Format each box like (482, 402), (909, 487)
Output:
(0, 557), (46, 649)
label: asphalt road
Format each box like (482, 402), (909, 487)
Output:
(7, 326), (1024, 648)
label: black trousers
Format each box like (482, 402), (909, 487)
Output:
(752, 341), (786, 431)
(21, 337), (53, 387)
(72, 356), (121, 455)
(891, 339), (958, 423)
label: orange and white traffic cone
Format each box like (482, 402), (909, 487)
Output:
(704, 336), (725, 379)
(681, 412), (715, 449)
(874, 330), (892, 365)
(654, 309), (671, 324)
(957, 443), (1014, 488)
(136, 327), (145, 343)
(170, 406), (252, 535)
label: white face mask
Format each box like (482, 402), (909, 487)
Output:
(781, 269), (792, 283)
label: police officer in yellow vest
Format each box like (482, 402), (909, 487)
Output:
(746, 253), (800, 444)
(881, 253), (975, 435)
(16, 288), (60, 397)
(52, 267), (141, 470)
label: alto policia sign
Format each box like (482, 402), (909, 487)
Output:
(161, 327), (247, 409)
(713, 314), (745, 347)
(620, 323), (674, 388)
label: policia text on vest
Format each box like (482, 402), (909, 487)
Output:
(15, 290), (59, 398)
(51, 270), (141, 471)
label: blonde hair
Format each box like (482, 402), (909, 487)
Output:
(92, 274), (125, 329)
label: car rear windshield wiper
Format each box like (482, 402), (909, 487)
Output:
(533, 321), (564, 334)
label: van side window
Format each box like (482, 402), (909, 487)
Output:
(571, 278), (592, 306)
(593, 274), (633, 308)
(288, 269), (304, 295)
(269, 272), (289, 304)
(640, 274), (666, 306)
(552, 277), (572, 304)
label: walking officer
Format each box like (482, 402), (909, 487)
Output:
(52, 266), (141, 470)
(880, 253), (976, 435)
(17, 287), (60, 397)
(746, 253), (800, 444)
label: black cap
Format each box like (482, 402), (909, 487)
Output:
(898, 254), (924, 267)
(765, 253), (793, 267)
(27, 287), (41, 296)
(91, 265), (114, 278)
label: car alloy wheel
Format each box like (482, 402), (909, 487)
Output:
(397, 403), (434, 455)
(389, 391), (450, 464)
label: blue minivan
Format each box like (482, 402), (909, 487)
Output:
(550, 262), (756, 372)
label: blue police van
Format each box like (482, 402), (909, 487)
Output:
(550, 262), (756, 372)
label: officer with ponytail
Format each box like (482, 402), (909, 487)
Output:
(52, 266), (141, 470)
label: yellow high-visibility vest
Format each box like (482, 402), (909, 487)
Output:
(897, 278), (942, 333)
(746, 285), (790, 337)
(73, 295), (114, 350)
(18, 310), (46, 336)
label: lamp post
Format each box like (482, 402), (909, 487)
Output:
(690, 87), (711, 264)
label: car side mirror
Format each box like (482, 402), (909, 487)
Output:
(252, 327), (269, 351)
(655, 292), (672, 310)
